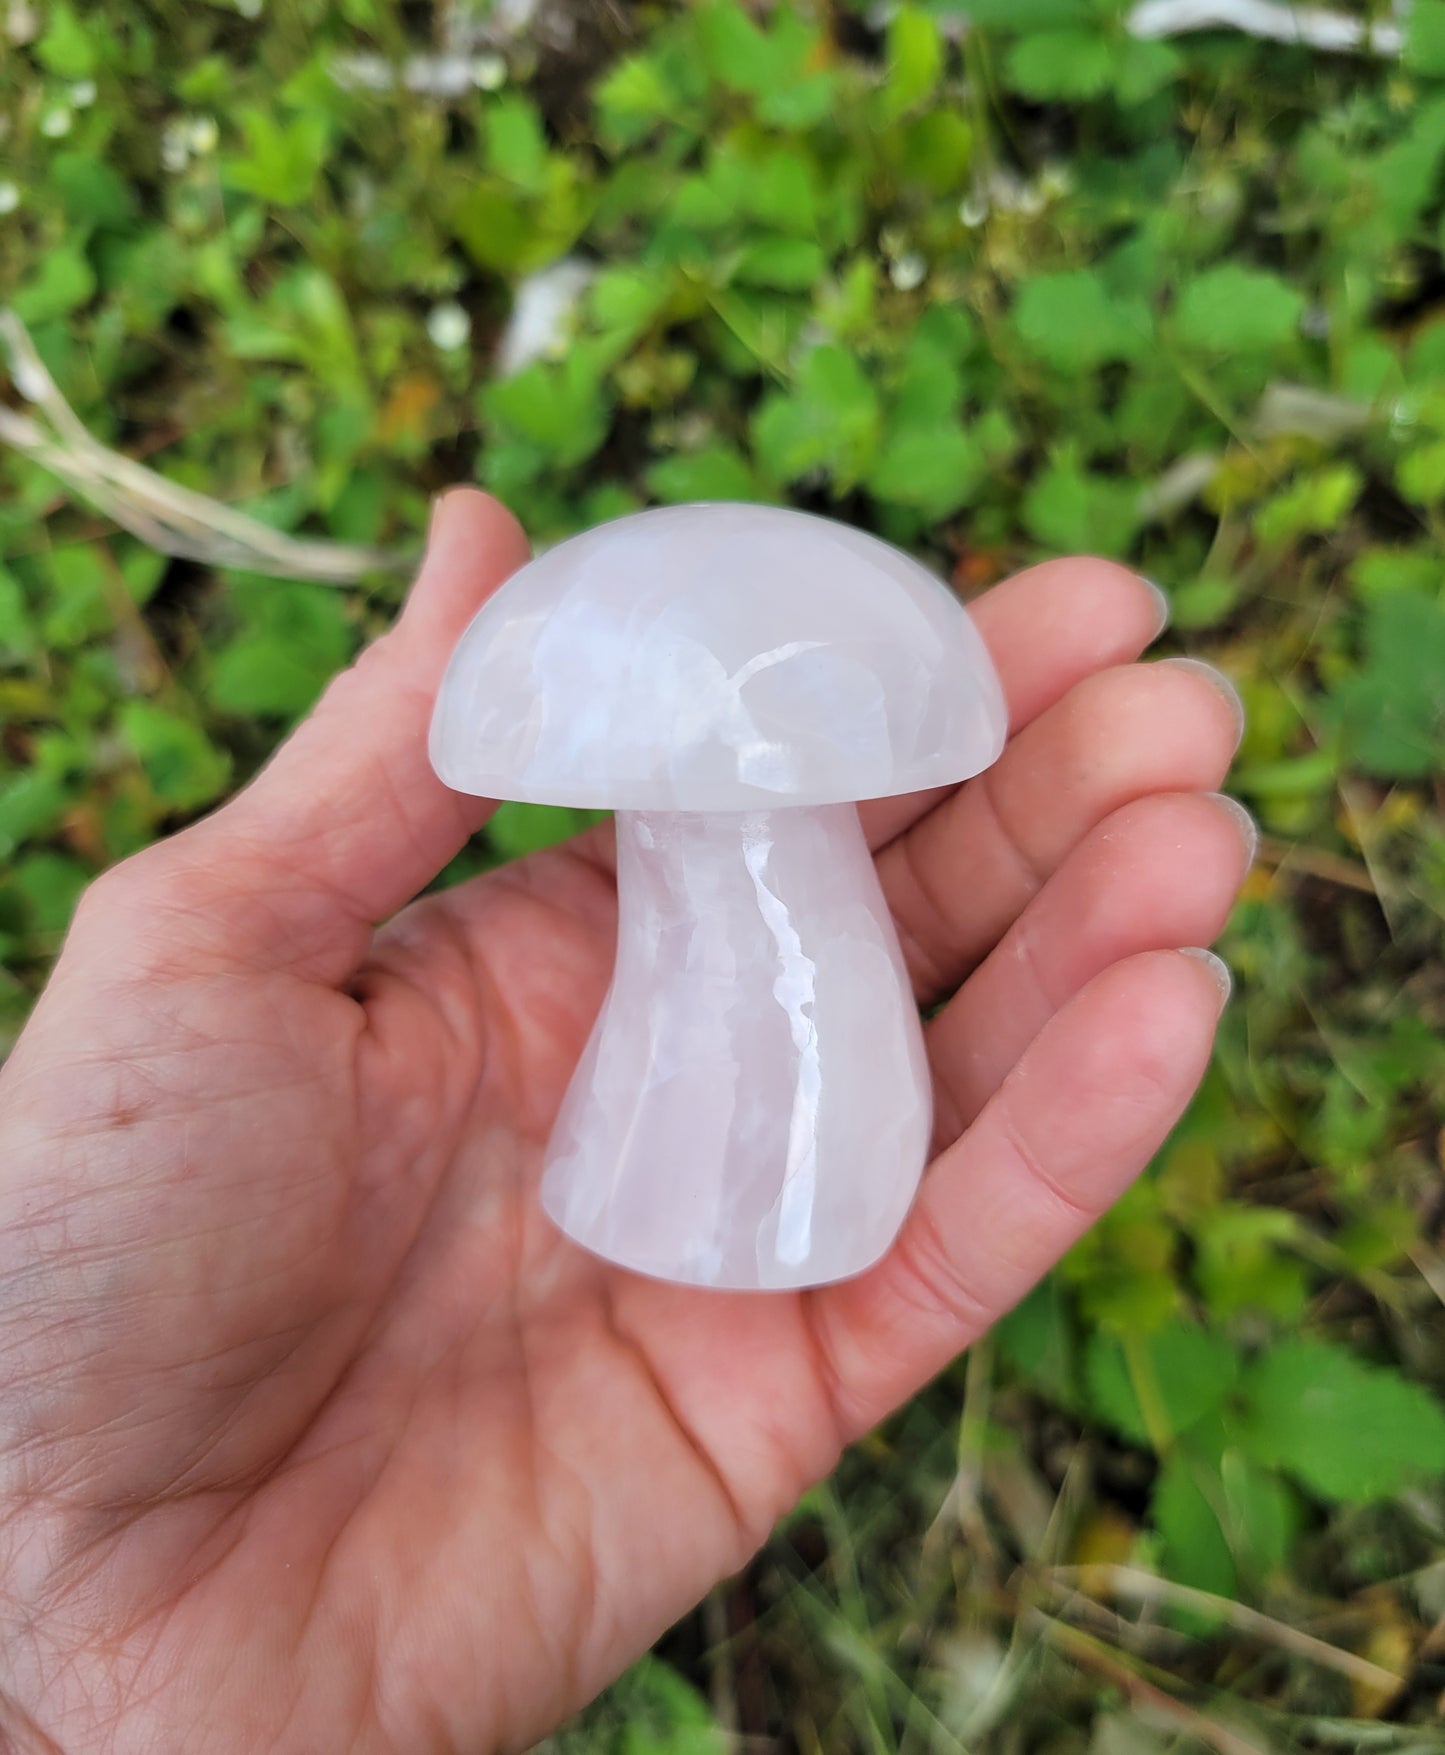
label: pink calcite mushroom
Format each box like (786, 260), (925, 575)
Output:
(431, 503), (1007, 1290)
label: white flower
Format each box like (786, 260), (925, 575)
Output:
(495, 258), (596, 376)
(162, 120), (190, 172)
(471, 54), (507, 90)
(958, 193), (989, 228)
(427, 301), (472, 351)
(889, 251), (927, 292)
(39, 104), (72, 139)
(0, 180), (19, 215)
(187, 115), (219, 155)
(4, 0), (37, 45)
(69, 78), (97, 108)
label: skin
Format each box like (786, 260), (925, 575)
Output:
(0, 491), (1249, 1754)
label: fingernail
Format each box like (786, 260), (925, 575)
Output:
(1160, 657), (1245, 751)
(1141, 576), (1170, 637)
(1202, 791), (1258, 867)
(1179, 946), (1232, 1011)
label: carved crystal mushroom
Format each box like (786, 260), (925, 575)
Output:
(430, 504), (1007, 1290)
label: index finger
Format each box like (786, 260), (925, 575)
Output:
(858, 557), (1168, 848)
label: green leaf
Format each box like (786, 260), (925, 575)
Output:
(900, 110), (974, 194)
(223, 108), (330, 207)
(119, 702), (232, 811)
(1254, 464), (1363, 545)
(1006, 30), (1114, 101)
(758, 69), (838, 131)
(1234, 1338), (1445, 1504)
(595, 54), (677, 149)
(13, 853), (90, 937)
(35, 1), (95, 76)
(1331, 591), (1445, 779)
(447, 185), (536, 275)
(12, 245), (96, 325)
(481, 348), (613, 470)
(487, 802), (606, 861)
(613, 1655), (727, 1754)
(1219, 1450), (1301, 1579)
(1174, 265), (1304, 354)
(1085, 1321), (1239, 1450)
(1152, 1450), (1237, 1597)
(209, 580), (353, 721)
(995, 1276), (1079, 1406)
(1023, 447), (1142, 554)
(40, 545), (115, 647)
(0, 774), (67, 860)
(1113, 36), (1182, 102)
(866, 422), (984, 520)
(697, 0), (787, 92)
(1194, 1203), (1310, 1321)
(751, 344), (882, 491)
(882, 7), (945, 120)
(1013, 270), (1152, 370)
(731, 236), (827, 291)
(590, 266), (672, 338)
(49, 153), (139, 230)
(1397, 438), (1445, 504)
(646, 445), (760, 504)
(486, 95), (550, 191)
(0, 565), (36, 659)
(1407, 0), (1445, 74)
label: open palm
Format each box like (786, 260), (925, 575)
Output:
(0, 493), (1248, 1754)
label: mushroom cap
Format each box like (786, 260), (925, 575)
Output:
(430, 502), (1008, 811)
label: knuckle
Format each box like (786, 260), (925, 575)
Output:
(68, 846), (215, 963)
(888, 1202), (995, 1338)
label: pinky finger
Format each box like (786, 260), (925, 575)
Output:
(807, 948), (1230, 1442)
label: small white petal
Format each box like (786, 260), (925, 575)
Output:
(39, 105), (73, 138)
(495, 258), (596, 376)
(471, 53), (507, 90)
(427, 301), (472, 350)
(4, 0), (37, 44)
(889, 251), (927, 292)
(0, 180), (19, 215)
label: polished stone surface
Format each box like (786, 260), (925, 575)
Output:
(430, 502), (1007, 811)
(540, 805), (933, 1289)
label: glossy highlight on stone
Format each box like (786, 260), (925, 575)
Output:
(430, 503), (1006, 812)
(542, 806), (931, 1289)
(430, 503), (1009, 1290)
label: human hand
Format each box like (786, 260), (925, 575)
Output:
(0, 492), (1250, 1753)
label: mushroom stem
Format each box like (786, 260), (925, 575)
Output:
(541, 804), (933, 1290)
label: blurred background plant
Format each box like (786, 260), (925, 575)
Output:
(3, 0), (1445, 1747)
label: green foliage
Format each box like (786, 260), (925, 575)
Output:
(1172, 266), (1305, 354)
(4, 0), (1445, 1743)
(1012, 271), (1151, 371)
(1235, 1339), (1445, 1505)
(1330, 593), (1445, 778)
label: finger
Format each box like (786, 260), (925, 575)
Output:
(856, 557), (1168, 847)
(929, 790), (1255, 1141)
(807, 948), (1230, 1441)
(91, 491), (530, 982)
(880, 656), (1244, 1002)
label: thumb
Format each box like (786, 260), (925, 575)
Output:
(87, 489), (530, 983)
